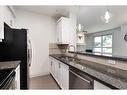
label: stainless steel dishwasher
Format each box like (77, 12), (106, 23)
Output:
(69, 67), (94, 89)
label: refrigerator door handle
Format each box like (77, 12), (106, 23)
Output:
(27, 29), (32, 67)
(28, 40), (32, 67)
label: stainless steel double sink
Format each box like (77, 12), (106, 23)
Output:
(58, 56), (86, 70)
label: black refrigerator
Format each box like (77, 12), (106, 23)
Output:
(0, 23), (32, 89)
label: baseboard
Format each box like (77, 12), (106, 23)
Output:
(30, 72), (50, 78)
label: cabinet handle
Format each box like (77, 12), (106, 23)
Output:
(59, 63), (61, 68)
(51, 61), (52, 66)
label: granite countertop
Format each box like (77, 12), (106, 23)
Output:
(0, 60), (21, 70)
(49, 54), (127, 89)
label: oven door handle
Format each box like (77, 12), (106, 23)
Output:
(69, 70), (91, 84)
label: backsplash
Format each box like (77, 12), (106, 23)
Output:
(49, 43), (68, 54)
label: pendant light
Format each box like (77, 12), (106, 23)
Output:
(77, 6), (82, 32)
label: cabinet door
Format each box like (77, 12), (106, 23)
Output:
(0, 6), (4, 39)
(54, 60), (59, 83)
(57, 62), (61, 86)
(60, 63), (69, 89)
(56, 17), (70, 44)
(50, 58), (53, 75)
(15, 65), (20, 89)
(61, 18), (70, 43)
(51, 60), (55, 78)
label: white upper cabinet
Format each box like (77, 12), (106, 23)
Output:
(56, 17), (70, 44)
(0, 6), (16, 40)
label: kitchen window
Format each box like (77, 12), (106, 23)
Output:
(93, 34), (112, 56)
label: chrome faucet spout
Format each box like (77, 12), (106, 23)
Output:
(68, 45), (77, 59)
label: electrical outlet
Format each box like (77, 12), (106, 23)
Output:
(107, 60), (116, 65)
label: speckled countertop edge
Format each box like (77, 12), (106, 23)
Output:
(0, 60), (21, 70)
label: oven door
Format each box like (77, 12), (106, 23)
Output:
(1, 71), (16, 89)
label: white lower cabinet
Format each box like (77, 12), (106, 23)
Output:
(54, 60), (59, 83)
(50, 57), (55, 78)
(59, 63), (69, 89)
(94, 80), (112, 90)
(15, 65), (20, 89)
(49, 57), (69, 89)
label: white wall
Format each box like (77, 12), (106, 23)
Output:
(14, 9), (56, 77)
(0, 6), (15, 39)
(115, 24), (127, 56)
(3, 6), (15, 26)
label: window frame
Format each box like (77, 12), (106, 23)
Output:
(93, 34), (112, 55)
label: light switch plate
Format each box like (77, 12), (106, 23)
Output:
(107, 60), (116, 64)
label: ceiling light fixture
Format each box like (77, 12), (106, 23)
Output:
(102, 9), (112, 23)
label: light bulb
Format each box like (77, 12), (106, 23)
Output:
(104, 10), (111, 23)
(105, 11), (110, 20)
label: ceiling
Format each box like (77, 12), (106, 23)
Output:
(14, 6), (70, 18)
(78, 6), (127, 33)
(14, 6), (127, 33)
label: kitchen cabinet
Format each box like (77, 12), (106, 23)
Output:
(49, 57), (69, 89)
(56, 17), (70, 44)
(49, 57), (59, 83)
(49, 57), (55, 78)
(59, 62), (69, 89)
(54, 60), (59, 83)
(15, 65), (20, 89)
(94, 80), (112, 89)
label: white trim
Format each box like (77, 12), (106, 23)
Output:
(30, 72), (50, 78)
(7, 6), (16, 18)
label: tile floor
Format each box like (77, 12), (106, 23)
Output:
(30, 74), (60, 89)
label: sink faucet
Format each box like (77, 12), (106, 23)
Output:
(68, 45), (78, 59)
